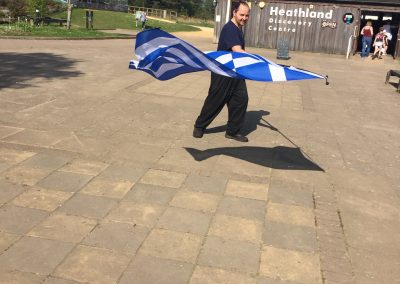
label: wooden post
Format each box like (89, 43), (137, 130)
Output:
(67, 0), (72, 29)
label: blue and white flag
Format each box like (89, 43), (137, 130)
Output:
(129, 28), (326, 83)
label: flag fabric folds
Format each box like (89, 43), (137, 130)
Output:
(129, 28), (325, 83)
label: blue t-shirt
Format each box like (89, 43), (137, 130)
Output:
(218, 20), (245, 51)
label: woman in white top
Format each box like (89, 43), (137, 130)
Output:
(372, 27), (386, 59)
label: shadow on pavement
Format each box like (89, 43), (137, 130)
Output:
(0, 52), (82, 89)
(185, 146), (324, 171)
(205, 110), (271, 136)
(200, 110), (324, 171)
(388, 81), (400, 91)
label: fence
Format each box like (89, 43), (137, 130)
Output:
(128, 6), (177, 20)
(74, 2), (128, 12)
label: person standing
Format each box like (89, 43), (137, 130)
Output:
(193, 1), (250, 142)
(372, 27), (386, 59)
(382, 21), (392, 55)
(140, 12), (147, 31)
(360, 21), (373, 58)
(135, 11), (141, 28)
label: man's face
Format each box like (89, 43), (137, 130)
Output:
(233, 4), (250, 27)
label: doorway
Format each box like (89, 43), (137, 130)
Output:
(357, 11), (400, 57)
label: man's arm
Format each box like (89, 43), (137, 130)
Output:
(232, 45), (246, 53)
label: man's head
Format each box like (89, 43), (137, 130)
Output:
(232, 1), (250, 27)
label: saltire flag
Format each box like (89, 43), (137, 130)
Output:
(129, 28), (327, 83)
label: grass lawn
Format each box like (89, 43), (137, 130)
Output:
(0, 24), (127, 38)
(52, 8), (200, 32)
(177, 20), (214, 28)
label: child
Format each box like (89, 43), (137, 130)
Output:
(372, 27), (386, 60)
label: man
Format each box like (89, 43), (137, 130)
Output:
(382, 21), (392, 55)
(140, 12), (147, 31)
(135, 11), (141, 28)
(193, 1), (250, 142)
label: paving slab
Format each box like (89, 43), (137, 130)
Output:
(1, 28), (400, 283)
(82, 220), (149, 254)
(198, 235), (261, 274)
(54, 245), (131, 284)
(120, 254), (193, 284)
(0, 204), (48, 234)
(28, 212), (97, 243)
(124, 183), (177, 204)
(0, 236), (74, 275)
(190, 265), (256, 284)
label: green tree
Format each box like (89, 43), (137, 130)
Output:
(27, 0), (48, 16)
(6, 0), (27, 17)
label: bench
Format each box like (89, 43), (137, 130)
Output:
(34, 17), (67, 26)
(385, 70), (400, 92)
(42, 17), (67, 26)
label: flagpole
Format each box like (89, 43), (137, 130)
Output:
(261, 118), (325, 172)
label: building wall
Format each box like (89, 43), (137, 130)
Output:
(246, 2), (359, 54)
(214, 0), (399, 54)
(213, 0), (231, 43)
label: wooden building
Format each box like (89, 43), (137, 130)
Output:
(214, 0), (400, 57)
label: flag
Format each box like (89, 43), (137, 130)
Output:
(129, 28), (327, 83)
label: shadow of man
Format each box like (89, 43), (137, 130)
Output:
(189, 110), (325, 171)
(185, 146), (324, 171)
(205, 110), (271, 136)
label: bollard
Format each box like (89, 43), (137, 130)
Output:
(277, 38), (290, 60)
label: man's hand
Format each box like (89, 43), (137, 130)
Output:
(232, 45), (246, 53)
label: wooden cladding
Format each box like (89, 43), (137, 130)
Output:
(245, 2), (360, 54)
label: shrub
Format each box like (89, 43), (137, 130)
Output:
(27, 0), (48, 16)
(7, 0), (27, 17)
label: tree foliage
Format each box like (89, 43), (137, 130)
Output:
(3, 0), (62, 17)
(27, 0), (48, 15)
(6, 0), (27, 17)
(129, 0), (215, 18)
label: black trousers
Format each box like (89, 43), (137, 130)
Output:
(195, 73), (248, 136)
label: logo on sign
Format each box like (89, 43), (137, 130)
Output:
(343, 13), (354, 24)
(322, 21), (337, 29)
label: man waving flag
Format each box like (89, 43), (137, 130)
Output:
(129, 1), (326, 142)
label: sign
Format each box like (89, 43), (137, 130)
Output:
(322, 21), (337, 29)
(267, 6), (334, 33)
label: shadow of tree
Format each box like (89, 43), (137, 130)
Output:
(0, 52), (82, 89)
(185, 146), (324, 171)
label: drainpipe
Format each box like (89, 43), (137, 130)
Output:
(226, 0), (231, 23)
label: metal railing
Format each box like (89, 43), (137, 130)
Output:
(128, 6), (177, 20)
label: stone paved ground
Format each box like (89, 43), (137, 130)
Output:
(0, 30), (400, 284)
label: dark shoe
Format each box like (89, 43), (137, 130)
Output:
(193, 127), (204, 138)
(225, 133), (248, 142)
(372, 54), (377, 60)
